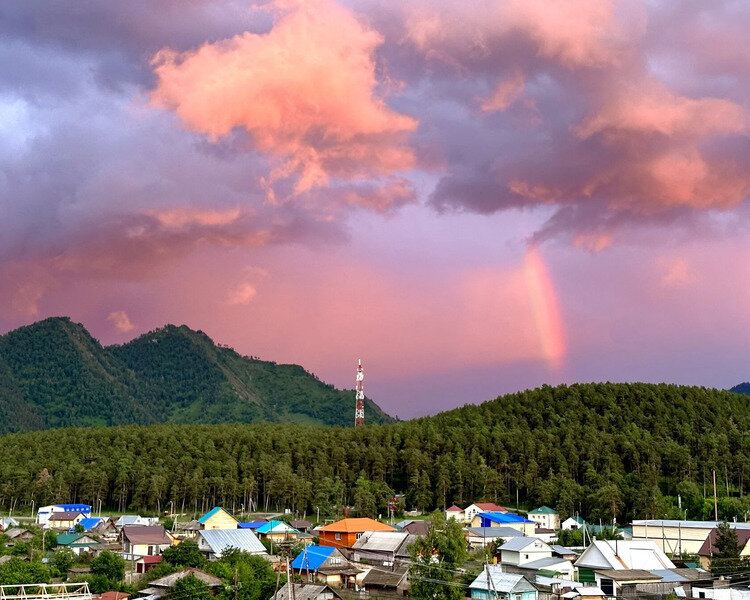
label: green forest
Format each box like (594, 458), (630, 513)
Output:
(0, 382), (748, 522)
(0, 317), (392, 433)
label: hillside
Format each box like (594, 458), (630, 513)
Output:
(0, 317), (392, 433)
(731, 382), (750, 396)
(0, 382), (747, 522)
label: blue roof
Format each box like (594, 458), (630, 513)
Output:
(198, 507), (225, 524)
(292, 545), (335, 571)
(256, 520), (296, 534)
(58, 504), (91, 512)
(77, 518), (103, 531)
(479, 512), (533, 524)
(238, 521), (267, 529)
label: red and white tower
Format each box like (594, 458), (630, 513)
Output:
(355, 359), (365, 427)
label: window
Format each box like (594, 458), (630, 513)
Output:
(335, 533), (341, 540)
(600, 579), (614, 596)
(356, 533), (363, 539)
(524, 554), (529, 560)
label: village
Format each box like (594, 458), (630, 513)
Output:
(1, 501), (749, 600)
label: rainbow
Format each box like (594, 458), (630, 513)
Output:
(524, 246), (566, 370)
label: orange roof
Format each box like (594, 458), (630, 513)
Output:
(318, 518), (396, 533)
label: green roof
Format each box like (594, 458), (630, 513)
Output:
(529, 506), (557, 514)
(57, 533), (83, 546)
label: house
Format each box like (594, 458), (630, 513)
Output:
(271, 583), (343, 600)
(400, 520), (430, 536)
(197, 528), (267, 559)
(697, 527), (750, 569)
(135, 555), (163, 574)
(0, 517), (19, 531)
(561, 516), (586, 531)
(3, 528), (35, 546)
(574, 540), (674, 584)
(116, 515), (150, 529)
(472, 512), (536, 535)
(291, 520), (313, 533)
(527, 507), (560, 531)
(550, 545), (579, 561)
(498, 537), (553, 567)
(56, 533), (101, 556)
(465, 503), (508, 524)
(74, 517), (105, 533)
(520, 557), (576, 580)
(197, 507), (238, 530)
(468, 566), (538, 600)
(91, 518), (120, 539)
(292, 545), (362, 588)
(533, 528), (557, 544)
(318, 518), (396, 549)
(594, 569), (664, 597)
(48, 511), (85, 530)
(632, 519), (750, 555)
(37, 504), (91, 527)
(255, 520), (300, 542)
(362, 565), (409, 595)
(93, 592), (130, 600)
(466, 527), (525, 549)
(120, 525), (174, 560)
(92, 592), (129, 600)
(446, 505), (465, 521)
(351, 531), (416, 566)
(138, 569), (222, 599)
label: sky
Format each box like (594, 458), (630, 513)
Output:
(1, 0), (750, 419)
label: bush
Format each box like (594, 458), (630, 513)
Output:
(162, 540), (204, 567)
(91, 551), (125, 583)
(51, 547), (77, 577)
(170, 574), (212, 600)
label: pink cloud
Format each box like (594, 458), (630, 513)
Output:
(227, 282), (257, 306)
(480, 72), (525, 112)
(107, 310), (135, 332)
(151, 0), (417, 200)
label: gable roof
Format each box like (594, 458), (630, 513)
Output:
(523, 557), (573, 570)
(4, 528), (32, 539)
(122, 525), (172, 546)
(198, 529), (266, 556)
(57, 533), (99, 547)
(595, 569), (662, 582)
(472, 503), (507, 512)
(469, 566), (536, 594)
(238, 521), (267, 529)
(500, 537), (551, 552)
(697, 527), (750, 557)
(256, 520), (297, 534)
(575, 540), (675, 571)
(551, 545), (579, 556)
(79, 518), (104, 531)
(292, 545), (337, 571)
(446, 505), (464, 512)
(116, 515), (145, 527)
(318, 518), (396, 533)
(352, 531), (410, 552)
(150, 569), (222, 588)
(198, 507), (237, 525)
(529, 506), (558, 515)
(49, 511), (83, 521)
(291, 520), (312, 529)
(272, 583), (342, 600)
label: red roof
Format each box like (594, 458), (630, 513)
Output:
(446, 505), (463, 512)
(473, 503), (508, 512)
(93, 592), (130, 600)
(137, 555), (163, 564)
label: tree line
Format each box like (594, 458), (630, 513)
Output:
(0, 383), (748, 522)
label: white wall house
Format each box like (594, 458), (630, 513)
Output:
(527, 507), (560, 530)
(499, 537), (553, 567)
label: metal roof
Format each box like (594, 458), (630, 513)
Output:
(151, 569), (222, 588)
(79, 518), (103, 531)
(480, 512), (533, 524)
(500, 537), (550, 552)
(318, 518), (395, 533)
(198, 528), (266, 556)
(523, 557), (572, 570)
(198, 507), (236, 524)
(529, 506), (558, 515)
(469, 566), (536, 594)
(467, 527), (525, 538)
(256, 520), (297, 534)
(58, 504), (91, 512)
(292, 545), (336, 571)
(271, 583), (341, 600)
(238, 521), (267, 529)
(352, 531), (409, 553)
(632, 519), (750, 530)
(551, 545), (579, 556)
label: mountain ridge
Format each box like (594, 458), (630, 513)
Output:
(0, 317), (393, 433)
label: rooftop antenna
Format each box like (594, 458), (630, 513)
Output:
(355, 359), (365, 427)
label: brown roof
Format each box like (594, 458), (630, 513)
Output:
(596, 569), (662, 582)
(363, 566), (408, 588)
(93, 592), (130, 600)
(319, 518), (396, 533)
(535, 528), (555, 534)
(402, 521), (430, 536)
(272, 583), (342, 600)
(122, 525), (172, 546)
(291, 520), (312, 529)
(150, 568), (222, 589)
(697, 527), (750, 557)
(4, 528), (32, 539)
(49, 512), (83, 521)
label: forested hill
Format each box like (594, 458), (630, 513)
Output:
(731, 382), (750, 396)
(0, 317), (392, 433)
(0, 382), (747, 522)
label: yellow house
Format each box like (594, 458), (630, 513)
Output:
(469, 513), (536, 535)
(198, 507), (239, 530)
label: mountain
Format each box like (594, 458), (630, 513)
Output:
(730, 382), (750, 396)
(0, 317), (392, 433)
(0, 382), (747, 521)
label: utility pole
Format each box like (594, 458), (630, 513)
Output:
(713, 469), (718, 521)
(354, 360), (365, 427)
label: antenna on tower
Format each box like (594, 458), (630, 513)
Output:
(355, 359), (365, 427)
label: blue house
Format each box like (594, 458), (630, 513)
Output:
(469, 566), (538, 600)
(292, 545), (356, 587)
